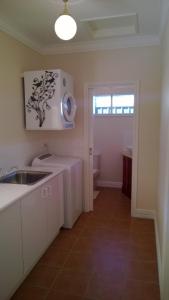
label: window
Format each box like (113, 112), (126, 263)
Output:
(93, 94), (134, 115)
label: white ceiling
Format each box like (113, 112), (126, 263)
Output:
(0, 0), (167, 54)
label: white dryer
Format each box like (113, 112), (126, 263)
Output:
(32, 154), (83, 228)
(24, 69), (77, 130)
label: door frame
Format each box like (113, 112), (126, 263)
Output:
(83, 80), (139, 215)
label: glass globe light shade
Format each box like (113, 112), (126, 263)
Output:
(54, 14), (77, 40)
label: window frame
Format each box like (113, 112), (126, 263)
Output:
(93, 93), (135, 117)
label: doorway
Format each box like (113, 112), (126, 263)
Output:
(84, 81), (139, 215)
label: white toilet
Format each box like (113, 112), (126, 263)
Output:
(93, 152), (101, 199)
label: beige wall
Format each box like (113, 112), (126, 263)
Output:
(93, 115), (133, 183)
(0, 29), (161, 212)
(0, 31), (47, 144)
(0, 31), (52, 168)
(43, 46), (161, 211)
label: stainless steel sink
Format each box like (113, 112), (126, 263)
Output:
(0, 170), (52, 185)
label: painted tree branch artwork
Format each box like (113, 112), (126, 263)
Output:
(26, 71), (58, 127)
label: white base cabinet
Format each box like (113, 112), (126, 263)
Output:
(22, 173), (64, 274)
(21, 188), (47, 274)
(0, 172), (64, 300)
(57, 174), (64, 228)
(46, 174), (64, 244)
(0, 202), (23, 300)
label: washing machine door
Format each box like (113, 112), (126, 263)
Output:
(62, 93), (77, 122)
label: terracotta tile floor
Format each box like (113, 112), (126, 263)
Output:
(11, 188), (160, 300)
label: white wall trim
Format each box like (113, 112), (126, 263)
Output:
(131, 210), (162, 297)
(131, 209), (162, 297)
(84, 81), (139, 213)
(0, 17), (160, 55)
(0, 19), (160, 55)
(130, 81), (139, 218)
(84, 84), (94, 212)
(0, 18), (42, 54)
(42, 35), (160, 55)
(97, 180), (122, 188)
(131, 208), (155, 219)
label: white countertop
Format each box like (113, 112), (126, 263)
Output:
(0, 166), (65, 212)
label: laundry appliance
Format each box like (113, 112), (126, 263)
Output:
(24, 69), (76, 130)
(32, 154), (83, 228)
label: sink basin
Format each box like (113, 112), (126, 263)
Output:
(0, 170), (52, 185)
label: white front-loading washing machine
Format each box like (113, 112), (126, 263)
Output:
(24, 69), (77, 130)
(32, 154), (83, 228)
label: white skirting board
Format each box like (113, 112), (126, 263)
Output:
(96, 180), (122, 188)
(132, 209), (162, 298)
(94, 185), (162, 295)
(94, 185), (162, 296)
(131, 208), (155, 219)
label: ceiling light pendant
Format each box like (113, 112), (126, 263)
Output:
(54, 0), (77, 41)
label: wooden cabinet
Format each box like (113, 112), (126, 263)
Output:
(122, 155), (132, 198)
(0, 202), (23, 300)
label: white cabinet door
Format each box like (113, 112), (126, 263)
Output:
(21, 174), (64, 274)
(0, 202), (23, 300)
(46, 173), (64, 244)
(57, 173), (64, 229)
(71, 161), (83, 224)
(45, 179), (58, 244)
(21, 188), (47, 274)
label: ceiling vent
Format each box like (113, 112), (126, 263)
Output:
(82, 13), (138, 39)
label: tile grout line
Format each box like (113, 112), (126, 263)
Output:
(12, 189), (159, 300)
(43, 222), (90, 299)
